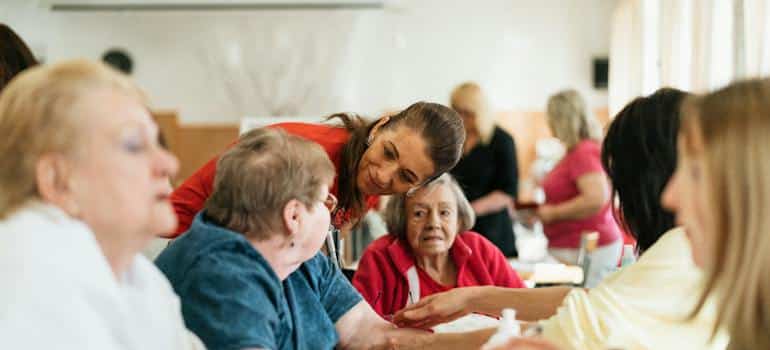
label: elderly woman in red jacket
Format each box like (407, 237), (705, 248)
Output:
(353, 173), (525, 318)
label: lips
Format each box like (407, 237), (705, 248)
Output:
(421, 235), (443, 241)
(155, 188), (172, 202)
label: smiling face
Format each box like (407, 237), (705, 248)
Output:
(356, 125), (436, 195)
(404, 183), (460, 257)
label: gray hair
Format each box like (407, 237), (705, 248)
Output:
(204, 128), (335, 239)
(384, 173), (475, 240)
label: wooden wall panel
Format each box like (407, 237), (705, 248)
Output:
(152, 110), (238, 186)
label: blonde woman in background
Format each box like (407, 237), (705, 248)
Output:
(662, 78), (770, 350)
(538, 89), (622, 287)
(0, 60), (203, 349)
(449, 82), (521, 257)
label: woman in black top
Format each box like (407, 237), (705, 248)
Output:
(449, 82), (520, 257)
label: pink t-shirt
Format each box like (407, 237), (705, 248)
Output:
(542, 140), (621, 248)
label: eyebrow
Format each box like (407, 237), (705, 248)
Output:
(411, 202), (454, 209)
(387, 141), (419, 183)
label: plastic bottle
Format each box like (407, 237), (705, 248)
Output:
(481, 309), (520, 350)
(620, 244), (636, 267)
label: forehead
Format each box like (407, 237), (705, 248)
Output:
(407, 182), (456, 206)
(380, 125), (436, 179)
(74, 88), (154, 134)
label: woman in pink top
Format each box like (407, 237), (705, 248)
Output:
(537, 90), (622, 287)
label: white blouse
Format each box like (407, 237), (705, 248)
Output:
(0, 202), (204, 350)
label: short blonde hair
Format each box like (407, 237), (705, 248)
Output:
(204, 128), (335, 239)
(384, 173), (475, 240)
(0, 59), (144, 219)
(450, 82), (496, 144)
(682, 78), (770, 350)
(546, 89), (602, 149)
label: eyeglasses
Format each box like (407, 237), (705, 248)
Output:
(323, 192), (338, 212)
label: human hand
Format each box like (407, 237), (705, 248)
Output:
(391, 287), (479, 329)
(536, 205), (555, 224)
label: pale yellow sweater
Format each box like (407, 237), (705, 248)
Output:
(540, 228), (728, 350)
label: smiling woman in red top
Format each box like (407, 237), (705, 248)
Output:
(352, 173), (525, 318)
(168, 101), (466, 237)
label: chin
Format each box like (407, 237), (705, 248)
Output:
(150, 207), (178, 236)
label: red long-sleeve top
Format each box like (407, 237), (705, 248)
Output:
(167, 122), (378, 238)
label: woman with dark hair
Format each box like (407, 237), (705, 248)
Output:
(393, 88), (726, 350)
(0, 23), (38, 91)
(602, 88), (681, 253)
(169, 101), (466, 237)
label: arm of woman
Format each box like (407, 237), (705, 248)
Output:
(471, 190), (516, 216)
(392, 285), (572, 328)
(350, 243), (392, 317)
(336, 302), (495, 350)
(538, 172), (610, 224)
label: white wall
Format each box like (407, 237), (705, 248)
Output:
(1, 0), (616, 123)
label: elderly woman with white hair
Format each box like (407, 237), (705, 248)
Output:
(0, 60), (203, 348)
(353, 173), (525, 319)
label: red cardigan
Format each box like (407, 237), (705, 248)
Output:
(167, 122), (379, 238)
(352, 231), (526, 317)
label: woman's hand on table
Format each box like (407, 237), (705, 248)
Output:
(392, 287), (479, 329)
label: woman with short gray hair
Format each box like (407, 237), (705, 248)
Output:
(353, 173), (526, 318)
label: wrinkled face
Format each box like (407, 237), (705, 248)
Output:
(296, 184), (335, 262)
(356, 125), (435, 195)
(661, 138), (715, 268)
(67, 89), (179, 254)
(404, 183), (460, 257)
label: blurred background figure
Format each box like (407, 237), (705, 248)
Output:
(0, 23), (38, 92)
(101, 48), (134, 75)
(538, 89), (621, 286)
(450, 82), (520, 257)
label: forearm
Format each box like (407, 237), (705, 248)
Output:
(394, 328), (496, 350)
(338, 322), (430, 350)
(543, 195), (603, 222)
(471, 191), (512, 216)
(468, 286), (572, 321)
